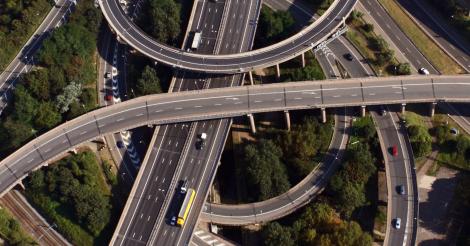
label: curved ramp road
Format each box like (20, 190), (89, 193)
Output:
(200, 110), (350, 225)
(99, 0), (356, 73)
(0, 75), (469, 196)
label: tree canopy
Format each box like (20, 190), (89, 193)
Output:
(243, 139), (291, 200)
(262, 203), (373, 246)
(25, 151), (111, 244)
(255, 7), (294, 47)
(139, 0), (181, 45)
(136, 66), (162, 96)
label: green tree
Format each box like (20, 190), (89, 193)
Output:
(408, 125), (432, 158)
(434, 125), (451, 145)
(12, 85), (38, 124)
(262, 222), (294, 246)
(139, 0), (181, 45)
(256, 7), (294, 47)
(56, 81), (82, 113)
(395, 62), (411, 75)
(23, 69), (50, 100)
(1, 117), (33, 150)
(244, 139), (290, 200)
(34, 102), (61, 130)
(136, 66), (162, 96)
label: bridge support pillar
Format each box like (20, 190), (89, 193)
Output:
(284, 110), (291, 131)
(430, 102), (437, 117)
(276, 64), (281, 78)
(17, 182), (25, 190)
(248, 71), (254, 85)
(401, 103), (406, 114)
(361, 105), (366, 117)
(321, 108), (327, 123)
(247, 113), (256, 134)
(301, 52), (306, 68)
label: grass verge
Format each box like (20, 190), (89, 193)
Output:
(377, 0), (464, 74)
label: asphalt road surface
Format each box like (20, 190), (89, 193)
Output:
(98, 0), (356, 73)
(372, 110), (415, 246)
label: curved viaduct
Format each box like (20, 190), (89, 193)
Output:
(0, 75), (469, 198)
(99, 0), (356, 73)
(202, 111), (350, 225)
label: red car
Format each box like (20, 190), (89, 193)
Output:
(105, 94), (113, 101)
(392, 145), (398, 156)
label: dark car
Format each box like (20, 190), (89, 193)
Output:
(380, 106), (387, 116)
(116, 141), (124, 149)
(344, 53), (354, 61)
(397, 185), (405, 195)
(196, 139), (206, 150)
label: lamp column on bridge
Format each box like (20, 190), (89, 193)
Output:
(247, 113), (256, 134)
(361, 105), (366, 117)
(430, 102), (437, 117)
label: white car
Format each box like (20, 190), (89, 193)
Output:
(394, 218), (401, 229)
(419, 68), (430, 75)
(170, 216), (176, 226)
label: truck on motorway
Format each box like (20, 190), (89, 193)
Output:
(191, 31), (202, 50)
(177, 188), (196, 226)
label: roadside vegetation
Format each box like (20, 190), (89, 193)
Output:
(346, 11), (411, 76)
(0, 0), (102, 157)
(432, 116), (470, 171)
(261, 202), (372, 246)
(137, 0), (184, 47)
(254, 116), (384, 246)
(377, 0), (464, 74)
(0, 0), (52, 71)
(403, 112), (432, 160)
(0, 208), (37, 245)
(238, 115), (333, 201)
(329, 116), (379, 219)
(126, 54), (168, 97)
(425, 0), (470, 43)
(305, 0), (334, 15)
(254, 6), (295, 48)
(24, 151), (113, 245)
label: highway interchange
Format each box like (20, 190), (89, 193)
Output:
(0, 0), (468, 245)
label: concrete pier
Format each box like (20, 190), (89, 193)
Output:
(276, 64), (281, 78)
(361, 105), (366, 117)
(284, 110), (291, 131)
(401, 103), (406, 114)
(430, 102), (437, 117)
(301, 52), (306, 68)
(248, 71), (254, 85)
(321, 108), (327, 123)
(247, 113), (256, 134)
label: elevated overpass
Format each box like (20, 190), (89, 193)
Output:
(0, 75), (469, 197)
(98, 0), (356, 73)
